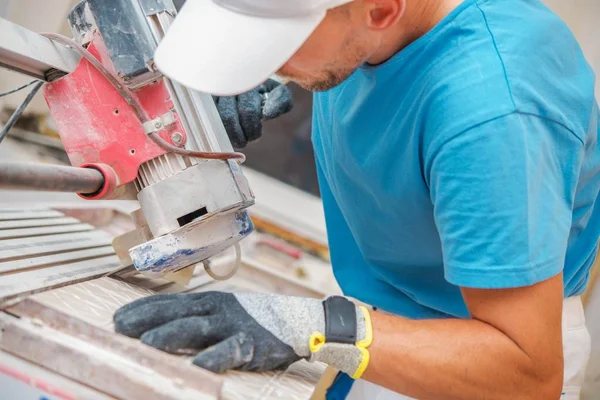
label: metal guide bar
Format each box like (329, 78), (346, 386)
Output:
(0, 217), (80, 230)
(0, 223), (94, 240)
(0, 246), (115, 274)
(0, 17), (80, 81)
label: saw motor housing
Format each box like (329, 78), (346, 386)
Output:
(43, 0), (255, 277)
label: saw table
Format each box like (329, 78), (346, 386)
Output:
(0, 201), (334, 400)
(0, 132), (338, 399)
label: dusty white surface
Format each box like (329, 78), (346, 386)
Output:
(30, 278), (325, 400)
(544, 0), (600, 98)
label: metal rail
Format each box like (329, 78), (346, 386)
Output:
(0, 162), (104, 194)
(0, 17), (80, 81)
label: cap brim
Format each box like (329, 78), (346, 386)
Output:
(155, 0), (325, 96)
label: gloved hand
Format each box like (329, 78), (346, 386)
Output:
(114, 292), (373, 378)
(214, 79), (293, 148)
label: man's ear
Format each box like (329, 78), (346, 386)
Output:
(363, 0), (406, 30)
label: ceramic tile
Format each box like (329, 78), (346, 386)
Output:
(30, 277), (323, 399)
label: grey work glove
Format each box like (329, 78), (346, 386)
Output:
(214, 79), (293, 149)
(113, 292), (373, 378)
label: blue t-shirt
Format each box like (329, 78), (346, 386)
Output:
(312, 0), (600, 319)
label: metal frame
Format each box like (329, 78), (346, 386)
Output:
(145, 8), (235, 153)
(0, 17), (80, 81)
(0, 2), (255, 279)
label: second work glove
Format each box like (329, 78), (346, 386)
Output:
(114, 292), (373, 378)
(214, 79), (293, 149)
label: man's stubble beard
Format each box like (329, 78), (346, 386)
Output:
(280, 39), (369, 92)
(292, 67), (357, 92)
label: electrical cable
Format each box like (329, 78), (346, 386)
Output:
(0, 80), (40, 98)
(149, 132), (245, 161)
(41, 33), (148, 122)
(0, 81), (45, 145)
(41, 33), (246, 163)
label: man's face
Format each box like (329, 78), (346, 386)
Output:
(277, 5), (373, 92)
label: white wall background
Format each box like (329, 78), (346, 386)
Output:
(544, 0), (600, 97)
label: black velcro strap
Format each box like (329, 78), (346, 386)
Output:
(323, 296), (357, 344)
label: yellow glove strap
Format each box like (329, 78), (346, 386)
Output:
(308, 305), (374, 380)
(352, 306), (373, 379)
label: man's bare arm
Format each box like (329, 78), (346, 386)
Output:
(363, 273), (564, 400)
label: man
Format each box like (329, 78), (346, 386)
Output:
(114, 0), (600, 398)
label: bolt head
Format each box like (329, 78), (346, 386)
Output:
(171, 132), (184, 146)
(154, 121), (163, 129)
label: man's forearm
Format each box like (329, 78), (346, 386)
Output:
(362, 311), (563, 400)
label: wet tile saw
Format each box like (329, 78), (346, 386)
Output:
(0, 0), (255, 279)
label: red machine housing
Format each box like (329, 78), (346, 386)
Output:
(43, 33), (187, 200)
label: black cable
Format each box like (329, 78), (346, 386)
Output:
(0, 81), (45, 145)
(0, 80), (40, 98)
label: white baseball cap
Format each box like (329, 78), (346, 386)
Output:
(154, 0), (354, 96)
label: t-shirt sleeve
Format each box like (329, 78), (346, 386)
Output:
(428, 112), (583, 289)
